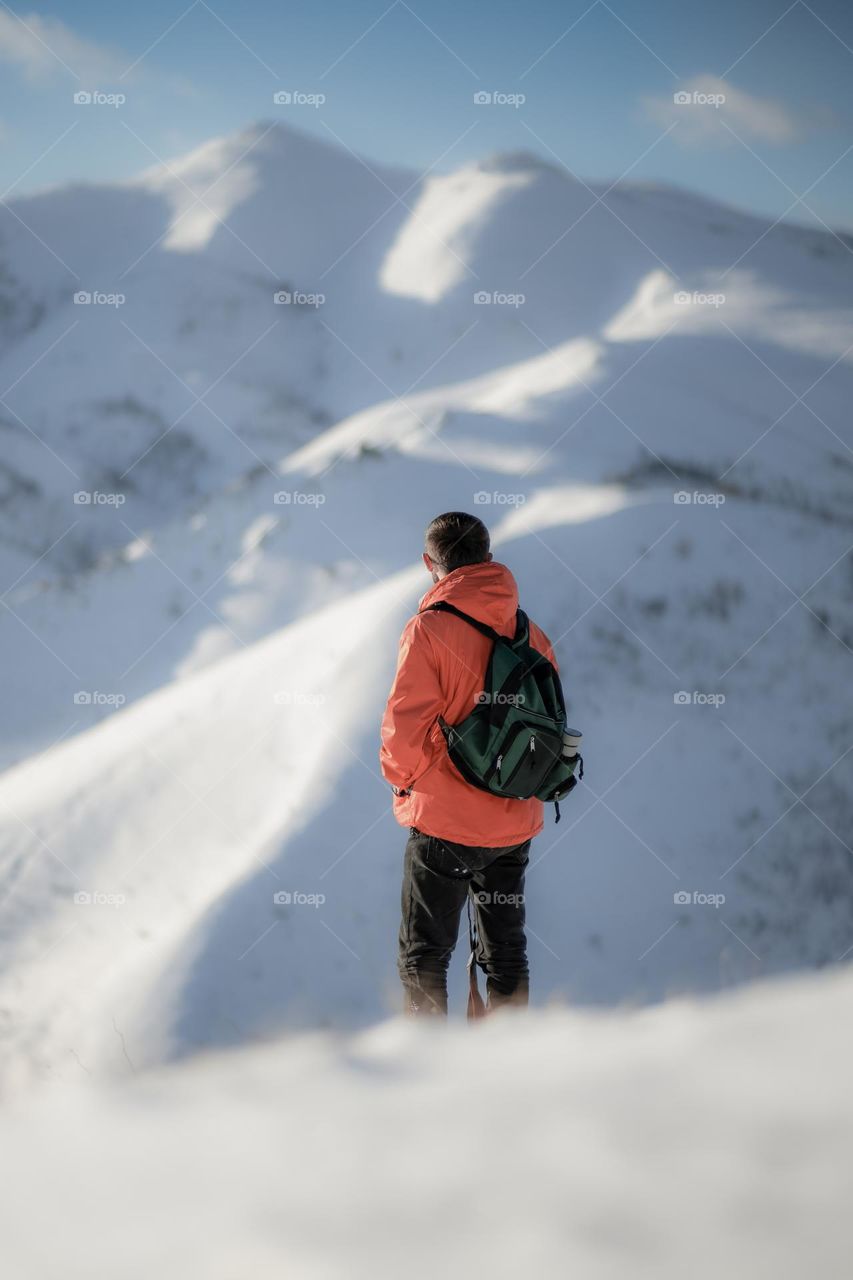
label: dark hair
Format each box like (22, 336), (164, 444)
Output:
(425, 511), (490, 571)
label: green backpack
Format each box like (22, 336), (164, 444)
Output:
(425, 601), (583, 822)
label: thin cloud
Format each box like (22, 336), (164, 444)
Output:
(643, 74), (819, 147)
(0, 11), (127, 84)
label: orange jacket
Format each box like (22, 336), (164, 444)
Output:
(380, 560), (559, 847)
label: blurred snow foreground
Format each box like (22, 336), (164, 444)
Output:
(2, 967), (851, 1279)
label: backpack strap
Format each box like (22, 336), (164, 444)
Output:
(466, 896), (487, 1021)
(424, 601), (529, 729)
(423, 600), (526, 646)
(423, 600), (500, 640)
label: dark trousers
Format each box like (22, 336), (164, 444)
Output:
(398, 827), (531, 1016)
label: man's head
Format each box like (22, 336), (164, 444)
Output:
(423, 511), (492, 582)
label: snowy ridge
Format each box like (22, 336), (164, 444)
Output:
(0, 568), (419, 1087)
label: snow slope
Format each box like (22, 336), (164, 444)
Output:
(1, 125), (851, 762)
(0, 121), (852, 1089)
(1, 966), (852, 1279)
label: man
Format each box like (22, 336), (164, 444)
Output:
(380, 511), (559, 1016)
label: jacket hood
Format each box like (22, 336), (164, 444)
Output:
(418, 560), (519, 637)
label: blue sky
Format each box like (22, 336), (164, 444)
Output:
(0, 0), (851, 230)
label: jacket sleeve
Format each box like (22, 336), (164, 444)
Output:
(380, 615), (444, 791)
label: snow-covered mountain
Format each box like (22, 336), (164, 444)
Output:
(0, 121), (852, 1091)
